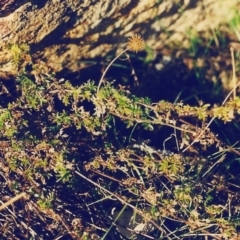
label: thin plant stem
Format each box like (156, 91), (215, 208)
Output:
(97, 48), (129, 93)
(230, 47), (236, 100)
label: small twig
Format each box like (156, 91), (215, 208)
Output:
(90, 169), (122, 184)
(163, 133), (179, 152)
(227, 194), (232, 221)
(125, 52), (140, 86)
(201, 154), (226, 178)
(0, 192), (26, 212)
(182, 81), (240, 153)
(110, 110), (196, 134)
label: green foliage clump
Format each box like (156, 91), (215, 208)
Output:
(1, 51), (240, 240)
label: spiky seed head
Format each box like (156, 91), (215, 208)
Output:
(127, 34), (145, 53)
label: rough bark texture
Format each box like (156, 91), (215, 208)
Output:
(0, 0), (239, 79)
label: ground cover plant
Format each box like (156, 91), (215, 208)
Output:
(0, 34), (240, 240)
